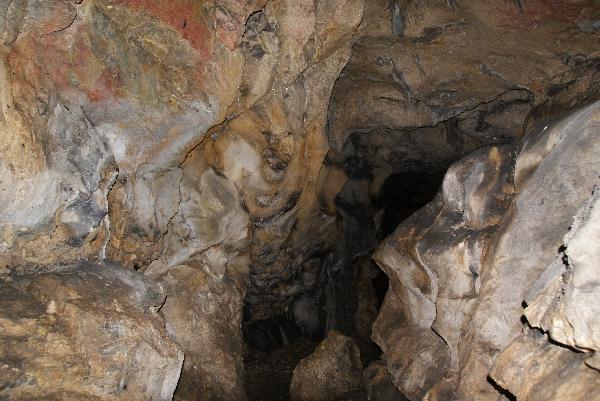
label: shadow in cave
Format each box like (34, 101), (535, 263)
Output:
(241, 171), (443, 401)
(242, 309), (319, 401)
(375, 172), (445, 238)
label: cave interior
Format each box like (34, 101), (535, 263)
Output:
(0, 1), (599, 401)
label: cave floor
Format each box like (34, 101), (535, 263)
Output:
(244, 339), (317, 401)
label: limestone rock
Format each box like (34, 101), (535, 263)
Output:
(372, 101), (600, 400)
(489, 169), (600, 401)
(0, 0), (261, 269)
(0, 0), (364, 398)
(490, 331), (600, 401)
(327, 0), (600, 204)
(0, 261), (183, 401)
(290, 331), (364, 401)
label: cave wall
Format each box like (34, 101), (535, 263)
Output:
(0, 0), (599, 400)
(373, 102), (600, 401)
(0, 0), (363, 399)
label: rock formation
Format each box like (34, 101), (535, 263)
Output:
(372, 103), (600, 400)
(0, 261), (183, 401)
(290, 331), (364, 401)
(0, 0), (599, 400)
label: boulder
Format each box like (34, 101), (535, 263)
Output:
(372, 102), (600, 400)
(0, 261), (183, 401)
(290, 331), (364, 401)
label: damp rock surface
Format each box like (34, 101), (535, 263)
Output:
(0, 261), (183, 401)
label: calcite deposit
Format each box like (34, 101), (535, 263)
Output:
(0, 0), (599, 400)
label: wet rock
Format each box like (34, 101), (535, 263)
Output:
(290, 330), (364, 401)
(372, 102), (600, 400)
(0, 261), (183, 401)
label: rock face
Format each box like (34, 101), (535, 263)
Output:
(151, 259), (250, 401)
(329, 0), (600, 175)
(321, 0), (600, 345)
(290, 331), (364, 401)
(0, 261), (183, 401)
(0, 0), (363, 399)
(372, 102), (600, 400)
(489, 175), (600, 401)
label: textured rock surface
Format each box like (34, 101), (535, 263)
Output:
(1, 0), (600, 400)
(489, 178), (600, 401)
(0, 0), (363, 399)
(150, 258), (249, 401)
(290, 331), (364, 401)
(321, 0), (600, 347)
(363, 360), (409, 401)
(0, 261), (183, 401)
(372, 102), (600, 400)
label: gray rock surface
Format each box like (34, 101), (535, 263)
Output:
(373, 102), (600, 400)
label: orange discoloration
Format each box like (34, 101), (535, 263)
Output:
(111, 0), (213, 59)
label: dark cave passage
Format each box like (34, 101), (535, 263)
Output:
(241, 166), (444, 401)
(375, 172), (445, 238)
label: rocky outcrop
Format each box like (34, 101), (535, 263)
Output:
(0, 261), (183, 401)
(489, 177), (600, 401)
(372, 101), (600, 400)
(321, 0), (600, 347)
(1, 0), (599, 400)
(290, 331), (364, 401)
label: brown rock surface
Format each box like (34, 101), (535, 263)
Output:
(328, 0), (600, 200)
(0, 0), (599, 400)
(0, 261), (183, 401)
(290, 330), (364, 401)
(0, 0), (364, 398)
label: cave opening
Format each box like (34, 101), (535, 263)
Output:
(241, 158), (445, 401)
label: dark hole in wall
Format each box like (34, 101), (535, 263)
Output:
(375, 172), (445, 238)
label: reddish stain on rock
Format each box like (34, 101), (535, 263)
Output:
(111, 0), (213, 59)
(495, 0), (588, 28)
